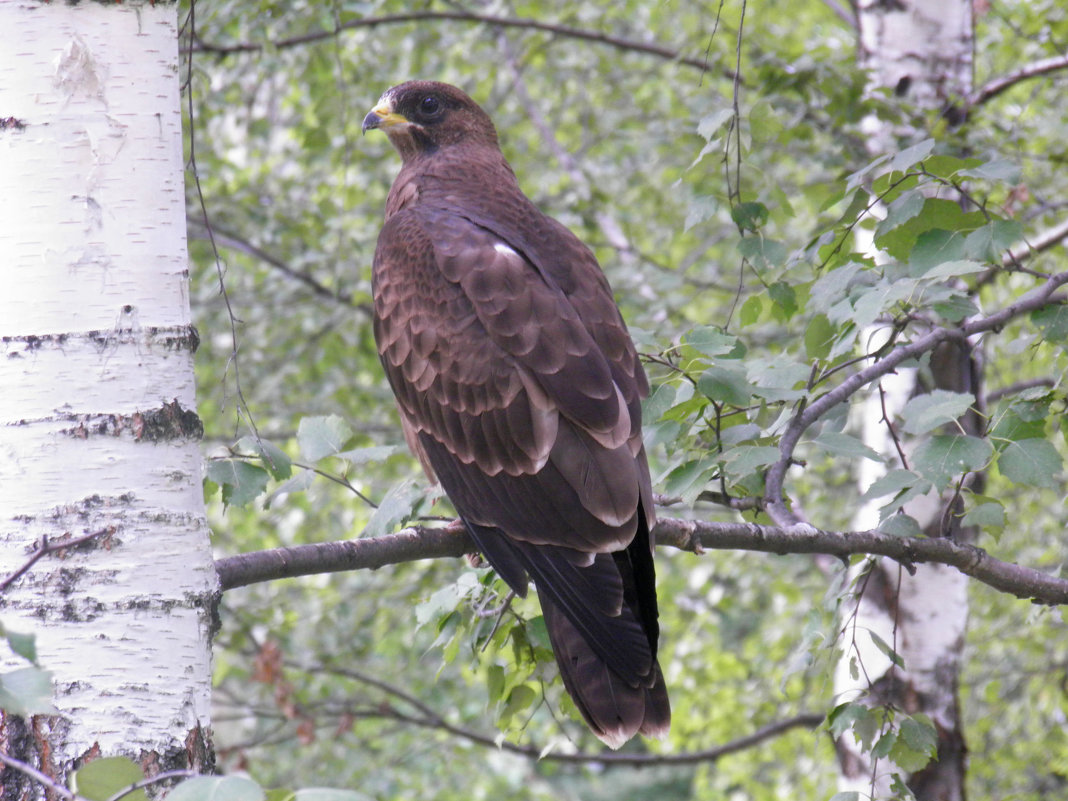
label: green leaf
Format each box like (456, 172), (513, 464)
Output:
(684, 327), (743, 358)
(923, 153), (982, 178)
(900, 714), (938, 755)
(362, 478), (428, 538)
(662, 456), (718, 502)
(768, 281), (798, 319)
(959, 158), (1021, 182)
(809, 262), (865, 313)
(997, 438), (1063, 488)
(72, 757), (146, 801)
(643, 382), (678, 424)
(297, 415), (354, 461)
(264, 470), (315, 508)
(1, 625), (37, 664)
(205, 460), (270, 507)
(811, 431), (883, 462)
(875, 189), (924, 239)
(872, 729), (898, 759)
(964, 219), (1022, 261)
(720, 445), (780, 481)
(1032, 304), (1068, 342)
(747, 359), (810, 402)
(912, 435), (992, 486)
(932, 294), (979, 323)
(166, 776), (265, 801)
(499, 685), (537, 724)
(900, 390), (975, 435)
(739, 294), (763, 326)
(731, 202), (769, 232)
(961, 499), (1006, 534)
(749, 100), (783, 142)
(908, 229), (965, 274)
(698, 365), (754, 407)
(804, 314), (836, 360)
(334, 444), (406, 466)
(697, 107), (734, 140)
(867, 632), (901, 670)
(738, 236), (787, 269)
(989, 405), (1047, 443)
(860, 469), (922, 503)
(827, 702), (868, 738)
(684, 195), (719, 231)
(878, 513), (922, 537)
(237, 436), (292, 480)
(920, 259), (987, 281)
(888, 138), (935, 174)
(890, 715), (938, 771)
(0, 667), (53, 715)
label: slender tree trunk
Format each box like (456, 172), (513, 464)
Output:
(0, 1), (215, 795)
(835, 2), (975, 799)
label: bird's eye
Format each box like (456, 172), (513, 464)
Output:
(418, 96), (442, 117)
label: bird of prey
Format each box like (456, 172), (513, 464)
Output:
(362, 81), (669, 748)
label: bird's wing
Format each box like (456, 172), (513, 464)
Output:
(373, 206), (648, 554)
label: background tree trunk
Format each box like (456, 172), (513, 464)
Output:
(836, 2), (975, 799)
(0, 1), (215, 793)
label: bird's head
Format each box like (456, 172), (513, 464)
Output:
(362, 81), (499, 162)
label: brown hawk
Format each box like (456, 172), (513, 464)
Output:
(363, 81), (669, 748)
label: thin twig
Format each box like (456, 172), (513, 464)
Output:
(0, 530), (108, 593)
(0, 751), (79, 801)
(103, 770), (200, 801)
(288, 659), (822, 765)
(187, 12), (736, 78)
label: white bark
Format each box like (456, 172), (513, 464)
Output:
(836, 2), (975, 798)
(857, 0), (973, 152)
(0, 0), (214, 782)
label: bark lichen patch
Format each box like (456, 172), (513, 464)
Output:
(132, 400), (204, 443)
(58, 403), (204, 442)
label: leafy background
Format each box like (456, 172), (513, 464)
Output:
(181, 1), (1068, 799)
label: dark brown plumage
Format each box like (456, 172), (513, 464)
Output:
(363, 81), (669, 748)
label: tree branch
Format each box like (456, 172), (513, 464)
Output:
(968, 54), (1068, 109)
(188, 12), (731, 77)
(763, 269), (1068, 524)
(215, 517), (1068, 605)
(188, 219), (368, 312)
(290, 660), (823, 765)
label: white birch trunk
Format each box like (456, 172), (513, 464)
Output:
(0, 0), (215, 789)
(835, 2), (974, 799)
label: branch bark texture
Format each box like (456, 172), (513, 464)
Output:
(215, 518), (1068, 605)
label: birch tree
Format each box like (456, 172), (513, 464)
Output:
(0, 1), (214, 794)
(834, 2), (976, 798)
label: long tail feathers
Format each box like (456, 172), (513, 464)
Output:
(541, 594), (670, 748)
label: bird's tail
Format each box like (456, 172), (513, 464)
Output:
(540, 594), (670, 749)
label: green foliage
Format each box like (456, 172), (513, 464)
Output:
(0, 623), (52, 716)
(73, 758), (148, 801)
(184, 0), (1068, 799)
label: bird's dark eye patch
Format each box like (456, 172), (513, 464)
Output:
(418, 95), (442, 118)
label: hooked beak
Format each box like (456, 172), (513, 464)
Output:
(362, 97), (409, 134)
